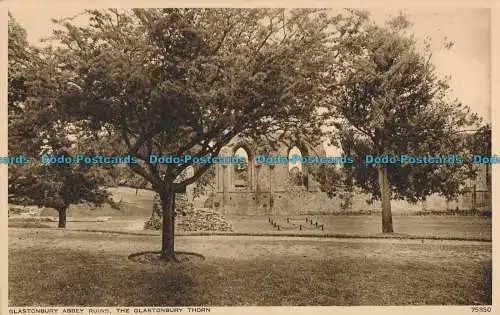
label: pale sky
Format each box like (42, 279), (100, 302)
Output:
(8, 7), (491, 155)
(370, 8), (491, 123)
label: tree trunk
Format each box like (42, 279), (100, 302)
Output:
(378, 165), (393, 233)
(58, 206), (67, 228)
(159, 188), (178, 261)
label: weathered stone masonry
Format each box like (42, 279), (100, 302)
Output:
(207, 136), (491, 215)
(212, 136), (344, 215)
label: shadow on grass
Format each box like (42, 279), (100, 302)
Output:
(8, 222), (52, 229)
(483, 264), (492, 305)
(9, 246), (492, 306)
(128, 251), (206, 264)
(9, 248), (198, 306)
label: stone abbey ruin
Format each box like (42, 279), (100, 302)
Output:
(196, 136), (492, 216)
(210, 136), (331, 216)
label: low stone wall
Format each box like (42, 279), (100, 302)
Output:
(212, 190), (487, 216)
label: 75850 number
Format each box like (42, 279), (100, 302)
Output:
(472, 306), (491, 312)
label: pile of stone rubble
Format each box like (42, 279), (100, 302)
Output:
(144, 193), (232, 232)
(144, 207), (233, 232)
(176, 208), (233, 232)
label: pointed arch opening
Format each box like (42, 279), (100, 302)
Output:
(288, 146), (306, 187)
(233, 147), (250, 191)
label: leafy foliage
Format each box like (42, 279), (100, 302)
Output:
(323, 14), (482, 204)
(35, 8), (374, 254)
(46, 9), (353, 195)
(8, 14), (115, 218)
(9, 151), (110, 210)
(467, 124), (491, 157)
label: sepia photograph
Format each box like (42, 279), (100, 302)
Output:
(4, 1), (494, 312)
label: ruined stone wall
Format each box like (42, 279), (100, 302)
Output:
(212, 136), (349, 215)
(208, 136), (491, 215)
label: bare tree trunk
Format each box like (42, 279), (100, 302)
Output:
(378, 165), (393, 233)
(58, 206), (67, 228)
(159, 188), (178, 261)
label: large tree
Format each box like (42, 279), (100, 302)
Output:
(42, 8), (367, 260)
(325, 14), (482, 233)
(8, 13), (115, 227)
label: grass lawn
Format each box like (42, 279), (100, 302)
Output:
(24, 214), (492, 241)
(282, 215), (491, 239)
(18, 186), (490, 240)
(225, 214), (492, 240)
(9, 228), (491, 306)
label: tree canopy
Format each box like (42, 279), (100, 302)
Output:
(321, 14), (484, 232)
(8, 8), (488, 253)
(33, 8), (371, 259)
(8, 13), (114, 228)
